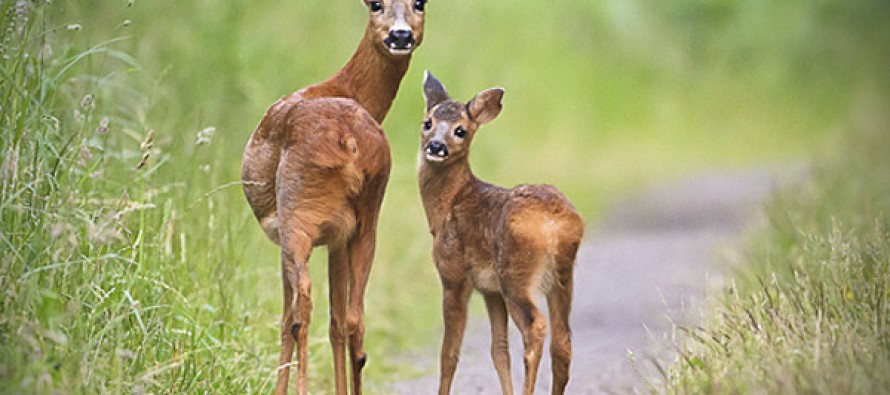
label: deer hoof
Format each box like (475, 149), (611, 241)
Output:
(356, 352), (368, 370)
(290, 321), (302, 341)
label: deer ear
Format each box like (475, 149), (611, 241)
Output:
(467, 88), (504, 125)
(423, 71), (450, 111)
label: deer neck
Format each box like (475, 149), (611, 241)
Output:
(418, 158), (475, 234)
(323, 24), (411, 124)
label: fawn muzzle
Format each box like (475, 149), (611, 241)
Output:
(425, 140), (448, 161)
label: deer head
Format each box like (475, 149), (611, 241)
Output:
(363, 0), (428, 56)
(420, 71), (504, 165)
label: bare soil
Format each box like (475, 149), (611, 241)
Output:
(392, 168), (794, 394)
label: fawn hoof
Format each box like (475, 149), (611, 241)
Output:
(290, 321), (302, 341)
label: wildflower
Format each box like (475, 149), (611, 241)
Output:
(80, 94), (93, 110)
(195, 127), (215, 145)
(78, 144), (92, 167)
(96, 116), (109, 134)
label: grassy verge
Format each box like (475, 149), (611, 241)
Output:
(665, 101), (890, 392)
(0, 3), (276, 393)
(2, 0), (888, 393)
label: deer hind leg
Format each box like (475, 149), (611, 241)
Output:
(275, 258), (297, 395)
(547, 265), (574, 395)
(345, 227), (378, 395)
(277, 226), (314, 395)
(483, 292), (514, 395)
(328, 243), (349, 395)
(275, 229), (313, 395)
(504, 288), (547, 395)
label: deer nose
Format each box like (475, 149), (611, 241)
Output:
(426, 140), (448, 158)
(387, 29), (415, 49)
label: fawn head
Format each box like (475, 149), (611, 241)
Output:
(363, 0), (427, 56)
(421, 71), (504, 165)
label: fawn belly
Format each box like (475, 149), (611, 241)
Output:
(471, 263), (501, 293)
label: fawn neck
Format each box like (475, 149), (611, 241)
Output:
(418, 158), (476, 233)
(320, 25), (411, 123)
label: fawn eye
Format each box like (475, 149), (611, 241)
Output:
(423, 119), (432, 130)
(414, 0), (426, 11)
(368, 1), (383, 13)
(454, 126), (467, 139)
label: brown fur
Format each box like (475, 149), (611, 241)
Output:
(418, 73), (584, 395)
(240, 2), (427, 394)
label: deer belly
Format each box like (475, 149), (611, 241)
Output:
(471, 265), (501, 293)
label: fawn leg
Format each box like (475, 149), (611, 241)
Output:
(505, 291), (547, 395)
(547, 269), (574, 395)
(438, 280), (472, 395)
(483, 292), (514, 395)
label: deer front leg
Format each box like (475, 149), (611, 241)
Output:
(438, 280), (471, 395)
(277, 233), (313, 395)
(483, 292), (513, 395)
(329, 244), (350, 395)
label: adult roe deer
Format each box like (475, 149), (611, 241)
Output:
(240, 1), (428, 394)
(417, 72), (585, 395)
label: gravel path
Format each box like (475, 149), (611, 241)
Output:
(392, 168), (793, 394)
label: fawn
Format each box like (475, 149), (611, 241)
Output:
(417, 72), (585, 395)
(241, 1), (428, 394)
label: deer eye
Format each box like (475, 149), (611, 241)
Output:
(368, 1), (383, 13)
(423, 119), (432, 130)
(414, 0), (426, 11)
(454, 126), (467, 139)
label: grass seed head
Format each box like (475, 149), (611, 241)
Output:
(139, 129), (154, 151)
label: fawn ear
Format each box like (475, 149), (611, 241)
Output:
(467, 88), (504, 125)
(423, 71), (450, 111)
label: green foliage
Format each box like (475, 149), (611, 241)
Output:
(666, 121), (890, 392)
(2, 0), (888, 393)
(1, 2), (276, 393)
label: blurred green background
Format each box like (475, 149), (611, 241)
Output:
(2, 0), (888, 393)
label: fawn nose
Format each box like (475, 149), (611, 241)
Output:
(426, 140), (448, 158)
(387, 29), (415, 50)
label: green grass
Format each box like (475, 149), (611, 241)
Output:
(665, 121), (890, 393)
(2, 0), (888, 393)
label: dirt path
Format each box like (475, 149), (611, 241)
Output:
(392, 168), (792, 394)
